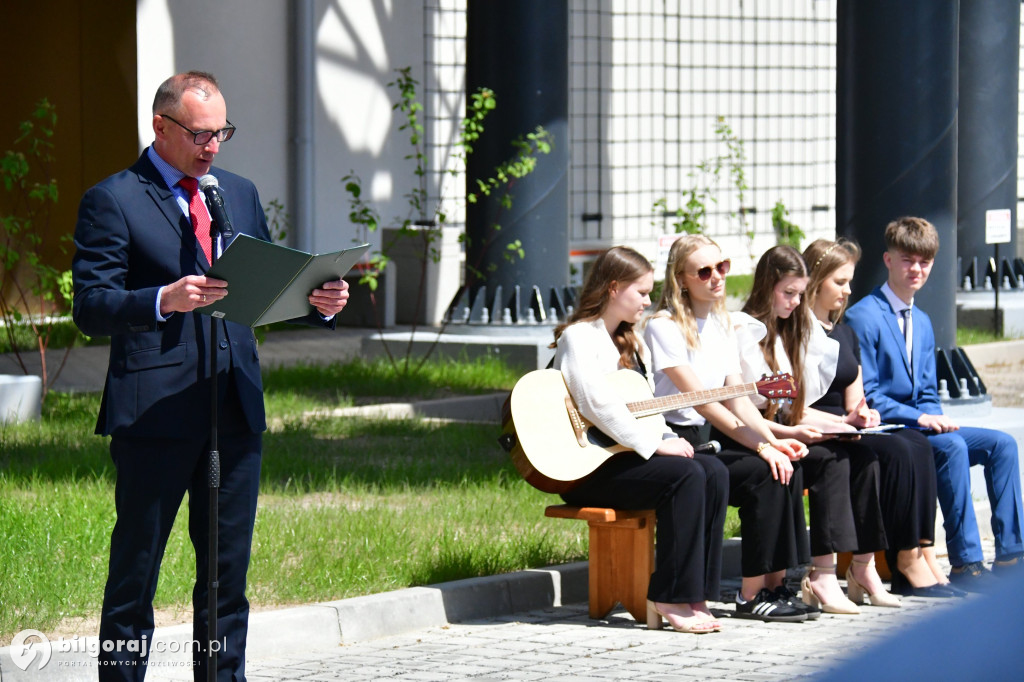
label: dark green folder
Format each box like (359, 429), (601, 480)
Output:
(199, 234), (370, 327)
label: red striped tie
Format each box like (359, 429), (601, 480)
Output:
(178, 177), (213, 264)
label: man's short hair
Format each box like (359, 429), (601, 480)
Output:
(152, 71), (220, 115)
(884, 216), (939, 259)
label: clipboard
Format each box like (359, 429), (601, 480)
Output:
(198, 234), (370, 327)
(820, 423), (905, 438)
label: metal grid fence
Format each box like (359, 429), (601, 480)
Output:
(423, 2), (988, 271)
(567, 0), (837, 267)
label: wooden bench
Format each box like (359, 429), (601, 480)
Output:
(837, 550), (891, 580)
(545, 504), (661, 629)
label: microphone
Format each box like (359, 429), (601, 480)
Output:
(694, 440), (721, 454)
(199, 174), (234, 240)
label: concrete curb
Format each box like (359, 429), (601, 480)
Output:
(0, 562), (581, 680)
(305, 392), (508, 424)
(0, 541), (747, 680)
(961, 339), (1024, 368)
(361, 329), (556, 373)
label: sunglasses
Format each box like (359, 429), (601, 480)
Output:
(693, 259), (731, 281)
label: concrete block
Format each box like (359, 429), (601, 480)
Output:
(361, 329), (556, 372)
(435, 570), (555, 622)
(318, 392), (507, 424)
(721, 538), (743, 580)
(956, 407), (1024, 503)
(0, 374), (42, 424)
(325, 586), (448, 643)
(246, 604), (343, 656)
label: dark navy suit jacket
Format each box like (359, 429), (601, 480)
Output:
(844, 285), (943, 425)
(72, 150), (327, 439)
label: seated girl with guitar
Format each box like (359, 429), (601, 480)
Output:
(552, 246), (727, 634)
(643, 235), (815, 623)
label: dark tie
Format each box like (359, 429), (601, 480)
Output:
(178, 177), (213, 264)
(901, 308), (912, 364)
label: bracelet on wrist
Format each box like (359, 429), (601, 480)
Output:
(756, 441), (771, 455)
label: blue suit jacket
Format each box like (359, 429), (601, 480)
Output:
(844, 286), (943, 425)
(72, 150), (328, 438)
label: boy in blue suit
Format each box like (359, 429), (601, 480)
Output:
(846, 216), (1024, 593)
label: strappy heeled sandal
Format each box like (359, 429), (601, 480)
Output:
(800, 565), (860, 614)
(647, 601), (720, 633)
(846, 557), (901, 607)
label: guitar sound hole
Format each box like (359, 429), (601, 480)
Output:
(587, 428), (616, 448)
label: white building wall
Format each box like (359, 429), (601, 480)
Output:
(311, 0), (427, 254)
(136, 0), (427, 255)
(136, 0), (291, 236)
(134, 1), (1023, 295)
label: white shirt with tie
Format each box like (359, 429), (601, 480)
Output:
(880, 281), (913, 368)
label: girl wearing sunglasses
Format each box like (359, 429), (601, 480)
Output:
(737, 245), (895, 613)
(642, 234), (815, 623)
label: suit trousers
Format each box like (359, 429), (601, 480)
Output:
(561, 440), (728, 604)
(98, 426), (261, 682)
(928, 426), (1024, 565)
(799, 440), (887, 556)
(707, 428), (810, 577)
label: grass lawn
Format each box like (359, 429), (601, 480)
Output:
(0, 355), (741, 645)
(0, 358), (570, 643)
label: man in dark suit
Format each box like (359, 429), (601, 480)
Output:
(846, 216), (1024, 594)
(72, 71), (350, 681)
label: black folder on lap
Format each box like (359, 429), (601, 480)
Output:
(198, 234), (370, 327)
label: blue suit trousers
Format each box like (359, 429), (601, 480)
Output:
(929, 426), (1024, 565)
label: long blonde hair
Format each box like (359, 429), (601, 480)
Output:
(742, 245), (810, 424)
(552, 246), (653, 369)
(803, 238), (861, 324)
(651, 234), (728, 348)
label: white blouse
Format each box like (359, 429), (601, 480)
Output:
(553, 319), (668, 458)
(644, 311), (745, 427)
(732, 310), (839, 409)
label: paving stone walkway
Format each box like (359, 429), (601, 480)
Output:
(242, 585), (963, 681)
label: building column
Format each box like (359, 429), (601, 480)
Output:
(456, 0), (570, 325)
(957, 0), (1020, 291)
(837, 0), (959, 349)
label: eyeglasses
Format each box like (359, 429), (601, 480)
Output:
(159, 114), (235, 145)
(692, 259), (731, 281)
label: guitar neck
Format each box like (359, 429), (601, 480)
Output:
(626, 383), (756, 418)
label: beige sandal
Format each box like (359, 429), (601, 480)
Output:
(846, 558), (901, 608)
(801, 565), (860, 614)
(648, 601), (720, 633)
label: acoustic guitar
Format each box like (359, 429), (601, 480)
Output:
(498, 369), (796, 494)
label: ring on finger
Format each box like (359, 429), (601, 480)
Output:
(202, 294), (206, 302)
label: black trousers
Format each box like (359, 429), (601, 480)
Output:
(700, 427), (810, 577)
(858, 429), (938, 571)
(99, 425), (261, 682)
(561, 436), (728, 604)
(799, 439), (887, 556)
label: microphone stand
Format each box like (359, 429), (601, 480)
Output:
(206, 223), (222, 682)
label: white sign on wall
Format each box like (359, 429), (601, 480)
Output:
(655, 233), (683, 277)
(985, 208), (1012, 245)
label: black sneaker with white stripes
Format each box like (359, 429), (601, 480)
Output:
(774, 585), (820, 620)
(734, 588), (808, 622)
